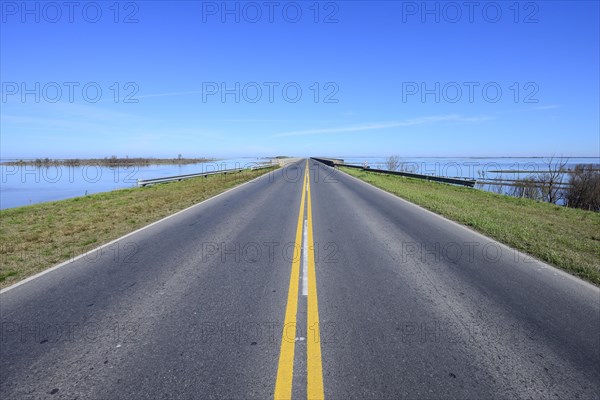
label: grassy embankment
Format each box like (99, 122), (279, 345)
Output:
(340, 167), (600, 285)
(0, 167), (277, 288)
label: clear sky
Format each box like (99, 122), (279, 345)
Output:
(1, 1), (598, 158)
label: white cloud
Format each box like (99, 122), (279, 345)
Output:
(272, 114), (493, 137)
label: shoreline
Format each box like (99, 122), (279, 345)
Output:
(0, 157), (220, 167)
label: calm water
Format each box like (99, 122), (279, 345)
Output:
(1, 157), (598, 210)
(0, 158), (271, 210)
(337, 157), (600, 179)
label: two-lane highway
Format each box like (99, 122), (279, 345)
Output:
(1, 158), (599, 399)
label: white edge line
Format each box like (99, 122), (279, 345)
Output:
(302, 219), (309, 296)
(0, 168), (279, 295)
(334, 165), (600, 292)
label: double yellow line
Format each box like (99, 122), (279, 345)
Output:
(274, 160), (324, 400)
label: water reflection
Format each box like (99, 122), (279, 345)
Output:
(0, 158), (271, 209)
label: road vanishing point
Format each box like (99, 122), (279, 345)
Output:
(1, 159), (599, 399)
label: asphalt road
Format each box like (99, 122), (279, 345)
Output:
(1, 158), (599, 399)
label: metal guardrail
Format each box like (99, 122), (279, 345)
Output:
(361, 167), (477, 187)
(311, 157), (343, 167)
(137, 164), (273, 187)
(477, 179), (572, 189)
(311, 158), (477, 187)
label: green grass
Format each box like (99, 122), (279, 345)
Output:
(340, 167), (600, 285)
(0, 167), (277, 288)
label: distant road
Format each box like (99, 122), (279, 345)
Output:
(1, 159), (598, 399)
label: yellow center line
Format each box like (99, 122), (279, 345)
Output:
(274, 162), (308, 400)
(306, 163), (325, 400)
(274, 160), (325, 400)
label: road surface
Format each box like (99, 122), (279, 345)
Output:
(1, 158), (599, 399)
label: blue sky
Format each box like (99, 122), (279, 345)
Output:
(1, 1), (598, 158)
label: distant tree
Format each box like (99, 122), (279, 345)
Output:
(491, 174), (505, 195)
(178, 153), (182, 160)
(509, 176), (543, 200)
(385, 155), (402, 171)
(566, 164), (600, 211)
(537, 156), (568, 204)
